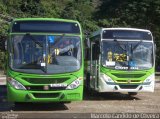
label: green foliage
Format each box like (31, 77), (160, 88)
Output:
(0, 0), (160, 71)
(96, 0), (160, 70)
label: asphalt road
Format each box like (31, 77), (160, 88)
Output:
(0, 77), (160, 118)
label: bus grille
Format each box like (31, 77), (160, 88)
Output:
(111, 73), (145, 83)
(22, 78), (68, 84)
(115, 80), (142, 83)
(119, 85), (139, 89)
(111, 73), (145, 78)
(25, 86), (66, 91)
(32, 93), (60, 98)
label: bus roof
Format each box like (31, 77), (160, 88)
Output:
(10, 18), (82, 34)
(12, 18), (80, 24)
(91, 28), (151, 38)
(102, 28), (151, 32)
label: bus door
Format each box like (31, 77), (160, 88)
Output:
(90, 41), (100, 90)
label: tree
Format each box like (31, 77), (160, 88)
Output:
(0, 0), (160, 70)
(62, 0), (99, 32)
(96, 0), (160, 70)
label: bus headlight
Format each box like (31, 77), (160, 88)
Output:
(100, 73), (114, 83)
(66, 77), (82, 90)
(144, 74), (155, 83)
(7, 77), (26, 90)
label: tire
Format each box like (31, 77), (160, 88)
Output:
(128, 92), (138, 96)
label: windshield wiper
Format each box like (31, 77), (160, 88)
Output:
(25, 33), (43, 47)
(114, 39), (126, 51)
(24, 33), (47, 73)
(49, 34), (66, 55)
(52, 33), (65, 46)
(132, 40), (143, 51)
(129, 41), (142, 71)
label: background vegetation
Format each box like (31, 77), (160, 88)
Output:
(0, 0), (160, 71)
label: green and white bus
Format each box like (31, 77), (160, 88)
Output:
(85, 28), (155, 95)
(4, 18), (84, 103)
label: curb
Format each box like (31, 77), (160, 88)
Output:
(0, 76), (6, 85)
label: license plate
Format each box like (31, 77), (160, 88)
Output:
(50, 83), (67, 88)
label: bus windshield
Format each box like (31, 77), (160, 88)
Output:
(10, 34), (81, 74)
(102, 40), (153, 70)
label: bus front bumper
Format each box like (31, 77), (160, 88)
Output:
(98, 76), (155, 93)
(7, 85), (83, 102)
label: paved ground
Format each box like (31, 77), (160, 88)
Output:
(0, 76), (160, 118)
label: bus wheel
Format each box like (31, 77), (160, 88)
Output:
(128, 92), (138, 96)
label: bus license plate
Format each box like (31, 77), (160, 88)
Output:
(50, 83), (67, 88)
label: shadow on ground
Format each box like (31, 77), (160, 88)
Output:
(83, 88), (140, 101)
(0, 102), (69, 112)
(0, 85), (142, 111)
(0, 86), (68, 111)
(12, 102), (69, 111)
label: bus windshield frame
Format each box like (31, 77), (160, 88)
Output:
(9, 34), (82, 74)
